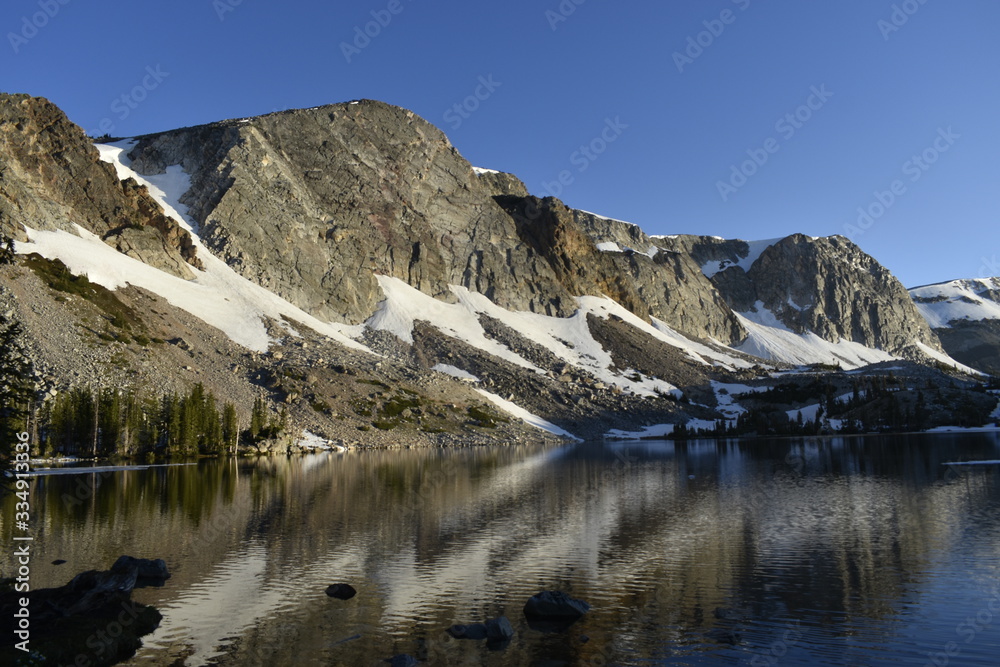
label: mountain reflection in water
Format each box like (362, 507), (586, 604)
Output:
(3, 433), (999, 666)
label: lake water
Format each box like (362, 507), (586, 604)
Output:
(4, 433), (1000, 666)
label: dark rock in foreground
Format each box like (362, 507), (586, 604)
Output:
(112, 555), (170, 587)
(0, 560), (162, 666)
(325, 583), (357, 600)
(485, 616), (515, 642)
(386, 654), (419, 667)
(523, 591), (591, 634)
(447, 623), (489, 640)
(447, 615), (515, 651)
(523, 590), (590, 619)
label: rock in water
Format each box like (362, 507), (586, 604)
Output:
(386, 654), (419, 667)
(325, 583), (357, 600)
(447, 623), (488, 640)
(112, 555), (171, 586)
(485, 616), (515, 642)
(523, 590), (591, 619)
(0, 561), (162, 665)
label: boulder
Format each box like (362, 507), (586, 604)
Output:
(111, 555), (170, 587)
(523, 591), (590, 619)
(325, 583), (357, 600)
(485, 616), (515, 642)
(447, 623), (488, 640)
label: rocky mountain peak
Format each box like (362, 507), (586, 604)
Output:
(0, 93), (201, 278)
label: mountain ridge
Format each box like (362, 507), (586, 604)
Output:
(1, 93), (997, 452)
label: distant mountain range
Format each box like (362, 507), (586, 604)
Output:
(1, 93), (997, 449)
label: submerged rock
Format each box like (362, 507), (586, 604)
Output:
(523, 591), (591, 633)
(325, 583), (357, 600)
(448, 616), (515, 650)
(523, 590), (590, 619)
(386, 654), (419, 667)
(447, 623), (488, 640)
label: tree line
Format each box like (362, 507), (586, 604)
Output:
(30, 386), (288, 458)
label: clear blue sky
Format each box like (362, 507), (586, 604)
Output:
(2, 0), (998, 288)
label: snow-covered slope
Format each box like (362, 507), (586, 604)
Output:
(700, 238), (782, 278)
(910, 278), (1000, 328)
(16, 142), (367, 354)
(733, 303), (898, 369)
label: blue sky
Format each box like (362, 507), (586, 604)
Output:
(2, 0), (998, 288)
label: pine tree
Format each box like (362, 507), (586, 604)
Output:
(250, 395), (266, 442)
(0, 315), (35, 474)
(222, 403), (239, 453)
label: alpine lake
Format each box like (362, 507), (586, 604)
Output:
(3, 432), (1000, 666)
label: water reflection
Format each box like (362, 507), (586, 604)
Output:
(3, 434), (999, 665)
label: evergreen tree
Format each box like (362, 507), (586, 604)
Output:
(0, 315), (34, 479)
(222, 403), (239, 453)
(250, 395), (266, 442)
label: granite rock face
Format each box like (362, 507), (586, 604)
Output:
(1, 94), (953, 364)
(124, 100), (576, 324)
(660, 234), (942, 356)
(0, 94), (200, 278)
(561, 206), (746, 344)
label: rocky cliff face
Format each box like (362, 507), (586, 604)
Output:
(660, 234), (942, 357)
(0, 94), (200, 278)
(124, 101), (579, 324)
(568, 209), (746, 344)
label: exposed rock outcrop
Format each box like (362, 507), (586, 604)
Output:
(0, 93), (201, 278)
(124, 101), (577, 323)
(661, 234), (942, 356)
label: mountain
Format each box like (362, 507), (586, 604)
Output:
(910, 278), (1000, 376)
(1, 93), (996, 452)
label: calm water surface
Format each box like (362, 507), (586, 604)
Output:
(3, 433), (1000, 666)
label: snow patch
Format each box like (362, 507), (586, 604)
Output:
(914, 341), (984, 376)
(926, 426), (1000, 434)
(595, 241), (622, 253)
(734, 306), (897, 370)
(605, 418), (720, 440)
(297, 431), (344, 451)
(366, 276), (540, 371)
(910, 278), (1000, 328)
(368, 277), (680, 398)
(14, 143), (371, 354)
(472, 167), (500, 175)
(474, 389), (579, 440)
(432, 364), (480, 383)
(700, 238), (783, 278)
(713, 381), (767, 419)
